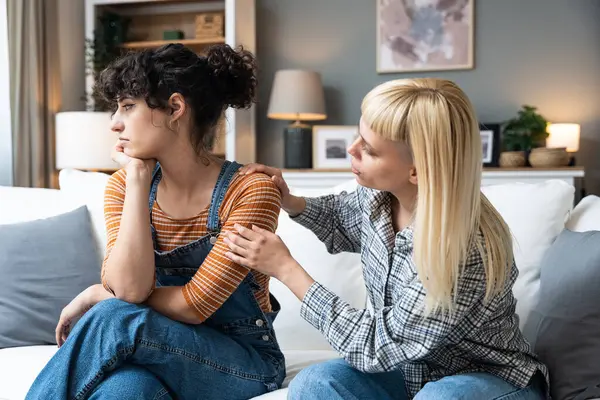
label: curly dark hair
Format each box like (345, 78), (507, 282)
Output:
(95, 43), (257, 154)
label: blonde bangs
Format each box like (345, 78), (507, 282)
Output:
(360, 80), (413, 143)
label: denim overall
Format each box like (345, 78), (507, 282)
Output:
(26, 160), (286, 400)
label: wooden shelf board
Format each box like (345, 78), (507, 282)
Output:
(282, 166), (585, 173)
(121, 37), (225, 48)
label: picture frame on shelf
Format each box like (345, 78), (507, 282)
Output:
(480, 123), (501, 167)
(312, 125), (358, 170)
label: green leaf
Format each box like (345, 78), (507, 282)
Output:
(501, 105), (548, 151)
(85, 12), (130, 111)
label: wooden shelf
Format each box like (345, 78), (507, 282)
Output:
(282, 166), (585, 173)
(121, 37), (225, 49)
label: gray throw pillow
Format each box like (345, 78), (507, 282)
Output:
(0, 206), (101, 348)
(523, 229), (600, 400)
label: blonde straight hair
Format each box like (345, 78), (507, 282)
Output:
(361, 78), (513, 315)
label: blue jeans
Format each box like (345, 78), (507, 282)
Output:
(288, 359), (546, 400)
(26, 298), (285, 399)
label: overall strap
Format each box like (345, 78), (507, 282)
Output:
(206, 160), (242, 233)
(148, 162), (162, 246)
(148, 162), (162, 211)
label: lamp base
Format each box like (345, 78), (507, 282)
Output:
(284, 124), (312, 169)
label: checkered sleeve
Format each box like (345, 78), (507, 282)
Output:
(291, 188), (363, 254)
(300, 252), (491, 373)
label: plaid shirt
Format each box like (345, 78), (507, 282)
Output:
(292, 186), (549, 398)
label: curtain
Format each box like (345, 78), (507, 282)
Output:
(8, 0), (61, 188)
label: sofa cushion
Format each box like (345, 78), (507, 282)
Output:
(0, 206), (101, 349)
(523, 229), (600, 400)
(273, 179), (365, 351)
(481, 180), (574, 330)
(58, 168), (111, 257)
(566, 195), (600, 232)
(0, 345), (58, 400)
(273, 211), (365, 351)
(0, 186), (77, 225)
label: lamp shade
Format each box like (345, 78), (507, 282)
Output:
(546, 123), (580, 152)
(55, 111), (118, 170)
(267, 70), (327, 121)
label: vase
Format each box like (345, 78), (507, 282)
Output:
(528, 147), (569, 168)
(499, 151), (526, 168)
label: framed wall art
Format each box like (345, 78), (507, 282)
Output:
(480, 123), (500, 167)
(312, 125), (358, 170)
(377, 0), (475, 73)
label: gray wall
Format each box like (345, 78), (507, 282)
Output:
(256, 0), (600, 194)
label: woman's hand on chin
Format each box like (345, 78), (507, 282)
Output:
(112, 141), (157, 183)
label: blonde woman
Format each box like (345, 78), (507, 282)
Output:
(224, 78), (549, 399)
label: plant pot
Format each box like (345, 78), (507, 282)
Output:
(528, 147), (569, 168)
(499, 151), (526, 168)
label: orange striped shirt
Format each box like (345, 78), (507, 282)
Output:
(101, 168), (282, 322)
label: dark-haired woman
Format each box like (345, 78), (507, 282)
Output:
(25, 44), (285, 400)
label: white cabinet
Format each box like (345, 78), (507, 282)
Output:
(282, 168), (585, 196)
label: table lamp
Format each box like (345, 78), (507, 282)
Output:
(546, 123), (580, 166)
(267, 70), (326, 169)
(55, 111), (119, 171)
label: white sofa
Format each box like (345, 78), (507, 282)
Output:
(0, 169), (599, 400)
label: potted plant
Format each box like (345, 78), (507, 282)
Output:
(500, 105), (549, 167)
(84, 12), (130, 111)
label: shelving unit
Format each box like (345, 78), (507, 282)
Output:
(84, 0), (257, 163)
(120, 37), (225, 49)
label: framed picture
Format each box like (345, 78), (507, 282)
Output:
(312, 125), (358, 170)
(480, 123), (501, 167)
(376, 0), (474, 73)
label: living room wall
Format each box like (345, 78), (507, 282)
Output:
(256, 0), (600, 194)
(58, 0), (600, 194)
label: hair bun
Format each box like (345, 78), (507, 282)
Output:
(206, 44), (257, 109)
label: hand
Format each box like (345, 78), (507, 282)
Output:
(224, 224), (296, 281)
(238, 163), (301, 214)
(55, 284), (112, 347)
(112, 141), (156, 182)
(224, 224), (316, 300)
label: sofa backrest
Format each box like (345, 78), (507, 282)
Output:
(2, 170), (596, 354)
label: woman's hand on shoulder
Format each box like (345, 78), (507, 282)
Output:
(112, 141), (156, 184)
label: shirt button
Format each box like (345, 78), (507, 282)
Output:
(262, 335), (269, 341)
(255, 319), (264, 327)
